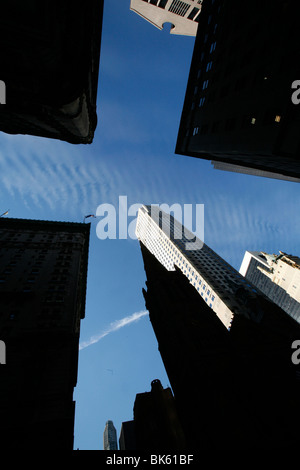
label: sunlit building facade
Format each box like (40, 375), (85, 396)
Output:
(136, 204), (263, 329)
(130, 0), (203, 36)
(240, 251), (300, 323)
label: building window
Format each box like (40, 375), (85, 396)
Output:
(275, 115), (281, 123)
(200, 123), (209, 135)
(211, 121), (220, 133)
(210, 41), (216, 53)
(188, 7), (200, 21)
(206, 61), (213, 72)
(199, 97), (206, 107)
(202, 79), (209, 90)
(158, 0), (168, 7)
(225, 117), (236, 131)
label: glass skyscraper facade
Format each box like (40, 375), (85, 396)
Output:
(103, 420), (118, 450)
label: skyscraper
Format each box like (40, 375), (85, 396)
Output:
(0, 0), (104, 144)
(240, 251), (300, 324)
(0, 217), (90, 449)
(130, 0), (203, 36)
(136, 204), (267, 329)
(175, 0), (300, 180)
(103, 420), (118, 450)
(139, 242), (300, 449)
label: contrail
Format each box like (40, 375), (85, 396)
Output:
(79, 310), (149, 350)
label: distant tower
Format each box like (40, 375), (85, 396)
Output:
(130, 0), (203, 36)
(103, 420), (118, 450)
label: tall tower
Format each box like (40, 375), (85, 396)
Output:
(175, 0), (300, 180)
(240, 251), (300, 323)
(136, 204), (267, 329)
(103, 420), (118, 450)
(0, 217), (90, 449)
(130, 0), (203, 36)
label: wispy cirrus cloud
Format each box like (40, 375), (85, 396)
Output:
(79, 310), (149, 351)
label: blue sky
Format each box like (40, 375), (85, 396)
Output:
(0, 0), (299, 450)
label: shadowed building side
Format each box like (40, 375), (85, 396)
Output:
(140, 242), (300, 449)
(175, 0), (300, 180)
(0, 217), (90, 449)
(133, 379), (187, 451)
(0, 0), (104, 144)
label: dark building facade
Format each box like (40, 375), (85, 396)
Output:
(175, 0), (300, 180)
(140, 243), (300, 450)
(119, 420), (137, 451)
(0, 0), (103, 144)
(0, 217), (90, 449)
(133, 379), (186, 451)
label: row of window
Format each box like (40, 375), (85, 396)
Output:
(191, 111), (282, 137)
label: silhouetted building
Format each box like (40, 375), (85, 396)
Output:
(133, 379), (186, 451)
(0, 217), (90, 449)
(130, 0), (202, 36)
(139, 242), (300, 449)
(119, 420), (137, 451)
(175, 0), (300, 180)
(240, 251), (300, 324)
(0, 0), (104, 144)
(103, 420), (118, 450)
